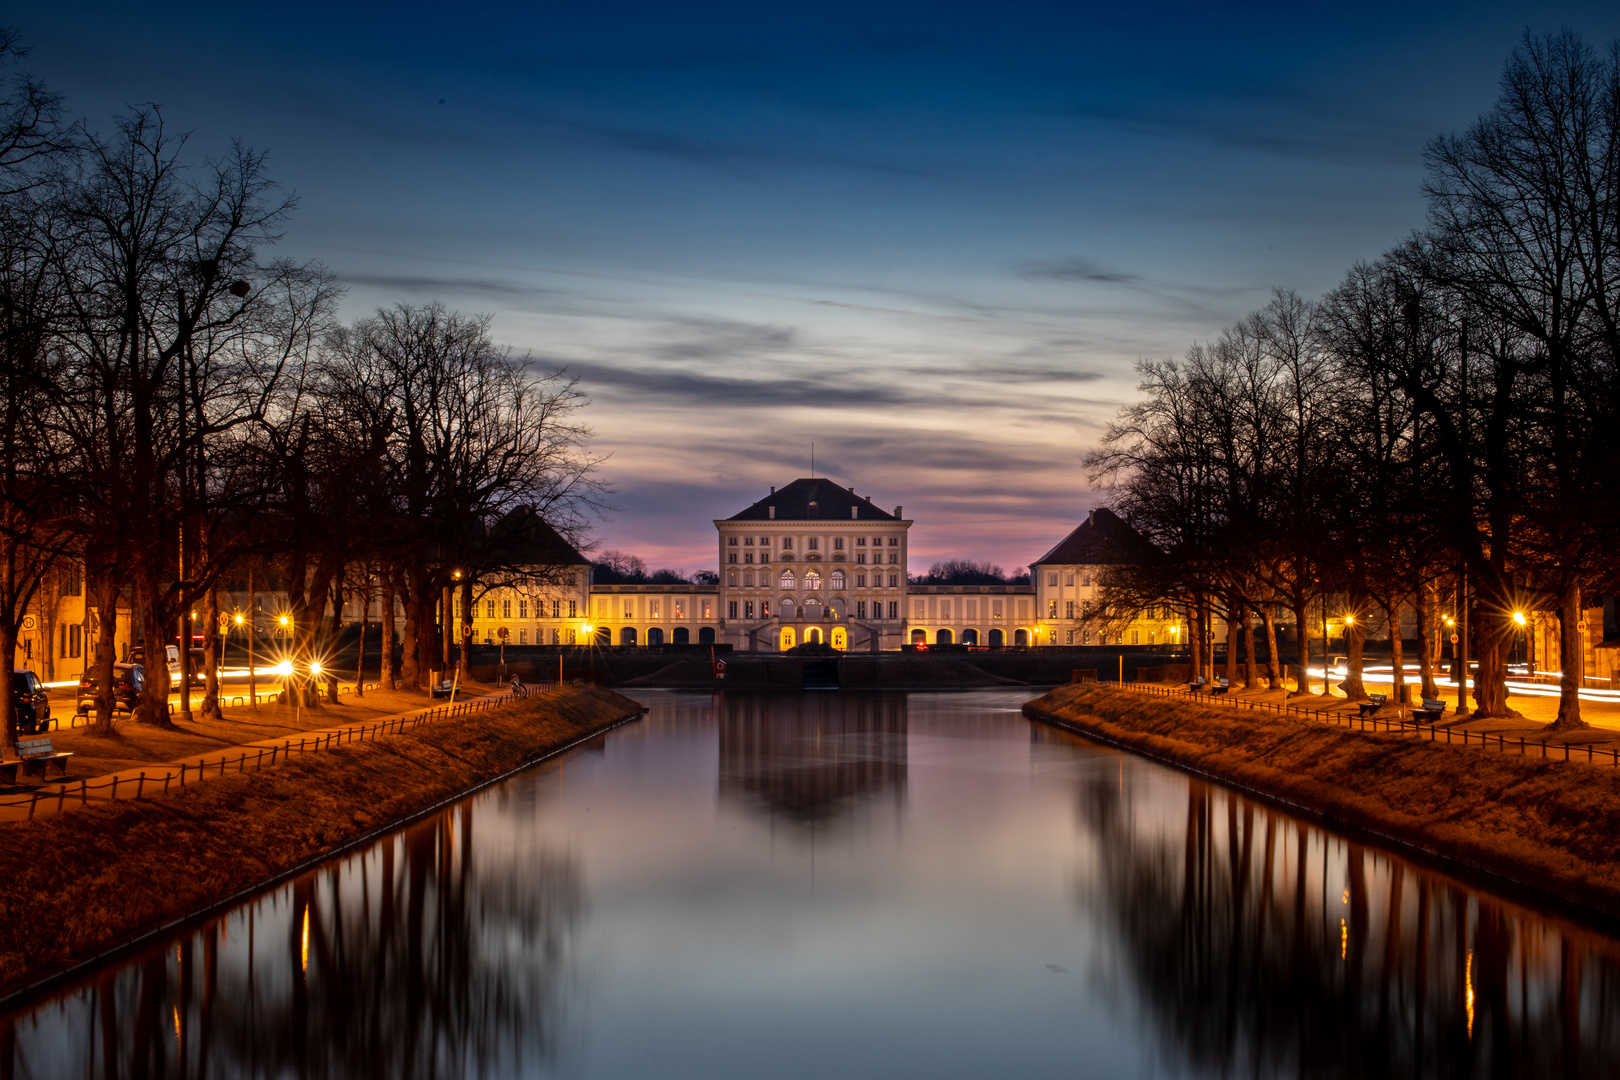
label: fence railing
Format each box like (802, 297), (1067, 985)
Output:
(1117, 681), (1619, 767)
(2, 683), (563, 819)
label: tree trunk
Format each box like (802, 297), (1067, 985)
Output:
(1340, 603), (1368, 700)
(458, 578), (474, 682)
(381, 579), (398, 689)
(327, 576), (343, 704)
(1415, 583), (1438, 700)
(200, 584), (223, 722)
(1239, 599), (1257, 688)
(88, 565), (119, 736)
(1261, 606), (1281, 690)
(1188, 597), (1204, 683)
(1386, 599), (1406, 705)
(1223, 595), (1238, 685)
(1471, 603), (1517, 717)
(0, 620), (17, 756)
(1290, 588), (1313, 696)
(1549, 580), (1586, 730)
(355, 572), (368, 699)
(132, 568), (173, 728)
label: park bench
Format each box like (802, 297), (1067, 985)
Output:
(1210, 678), (1231, 695)
(1357, 693), (1388, 718)
(17, 736), (72, 778)
(1188, 676), (1208, 692)
(1413, 697), (1448, 724)
(430, 680), (459, 699)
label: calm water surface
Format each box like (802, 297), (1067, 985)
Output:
(7, 689), (1620, 1078)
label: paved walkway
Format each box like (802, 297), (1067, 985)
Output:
(0, 686), (547, 823)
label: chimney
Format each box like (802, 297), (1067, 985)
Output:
(770, 485), (776, 494)
(768, 506), (775, 519)
(895, 506), (902, 518)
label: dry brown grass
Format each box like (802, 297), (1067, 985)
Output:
(1027, 684), (1620, 917)
(0, 686), (642, 997)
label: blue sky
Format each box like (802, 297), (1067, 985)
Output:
(15, 1), (1620, 573)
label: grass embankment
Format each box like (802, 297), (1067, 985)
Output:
(1026, 684), (1620, 917)
(0, 685), (643, 999)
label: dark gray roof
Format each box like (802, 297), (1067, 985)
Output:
(725, 479), (900, 522)
(487, 507), (592, 566)
(1032, 508), (1158, 567)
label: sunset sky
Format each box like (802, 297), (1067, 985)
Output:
(17, 2), (1620, 575)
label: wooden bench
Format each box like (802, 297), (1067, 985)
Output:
(1413, 697), (1448, 723)
(1357, 693), (1388, 718)
(1210, 678), (1231, 695)
(17, 736), (72, 778)
(1188, 676), (1208, 692)
(430, 680), (458, 699)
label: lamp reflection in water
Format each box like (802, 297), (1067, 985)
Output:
(1066, 747), (1620, 1079)
(0, 803), (580, 1077)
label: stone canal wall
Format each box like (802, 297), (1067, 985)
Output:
(1025, 683), (1620, 921)
(0, 685), (644, 1003)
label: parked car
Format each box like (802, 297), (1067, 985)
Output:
(130, 644), (208, 686)
(11, 668), (52, 734)
(75, 663), (147, 717)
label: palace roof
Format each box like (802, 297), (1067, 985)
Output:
(1031, 508), (1158, 567)
(724, 479), (901, 522)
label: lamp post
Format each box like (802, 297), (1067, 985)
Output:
(1512, 610), (1527, 676)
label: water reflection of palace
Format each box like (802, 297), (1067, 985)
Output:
(718, 692), (908, 826)
(1076, 763), (1620, 1079)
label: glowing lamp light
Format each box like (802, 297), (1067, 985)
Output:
(309, 661), (323, 676)
(1344, 614), (1355, 627)
(582, 624), (594, 635)
(234, 613), (244, 626)
(278, 615), (289, 628)
(1513, 611), (1527, 627)
(273, 661), (293, 676)
(1444, 616), (1455, 627)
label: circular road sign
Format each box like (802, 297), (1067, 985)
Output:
(497, 626), (510, 640)
(1450, 634), (1460, 644)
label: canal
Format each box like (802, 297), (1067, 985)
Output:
(6, 688), (1620, 1078)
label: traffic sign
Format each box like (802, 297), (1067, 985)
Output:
(1450, 634), (1459, 644)
(1578, 620), (1588, 632)
(497, 626), (510, 640)
(713, 659), (727, 681)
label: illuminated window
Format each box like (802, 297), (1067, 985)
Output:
(702, 601), (712, 619)
(1048, 600), (1057, 618)
(830, 570), (845, 589)
(780, 570), (795, 589)
(805, 571), (822, 590)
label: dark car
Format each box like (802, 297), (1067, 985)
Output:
(76, 663), (147, 717)
(11, 669), (52, 734)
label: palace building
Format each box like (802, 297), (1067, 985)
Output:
(467, 477), (1181, 652)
